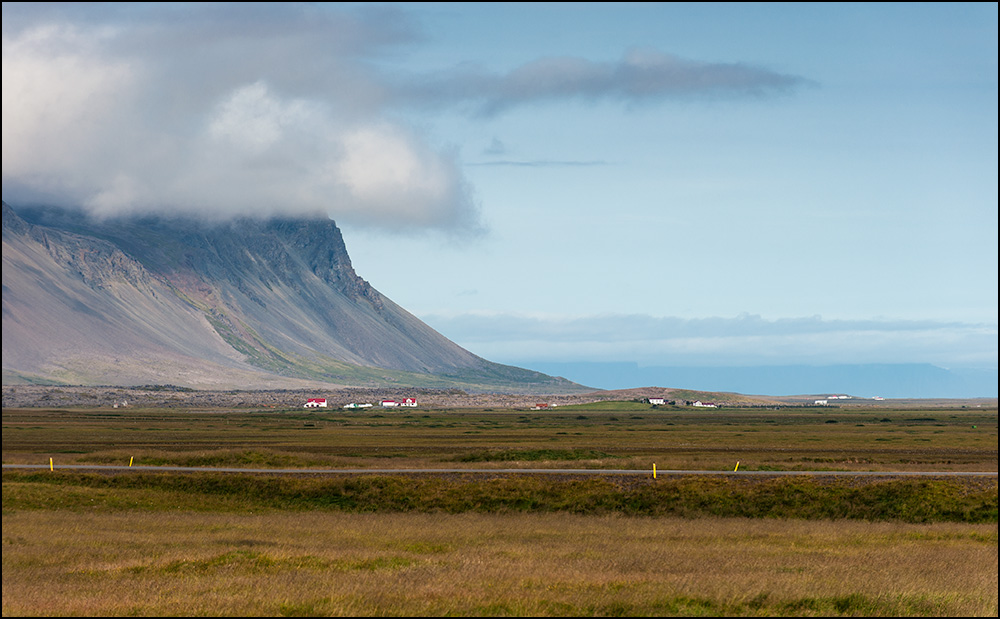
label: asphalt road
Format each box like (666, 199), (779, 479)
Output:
(3, 463), (996, 477)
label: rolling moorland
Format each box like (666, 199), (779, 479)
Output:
(2, 395), (997, 616)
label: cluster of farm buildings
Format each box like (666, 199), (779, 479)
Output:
(303, 397), (416, 409)
(647, 397), (717, 407)
(813, 395), (884, 405)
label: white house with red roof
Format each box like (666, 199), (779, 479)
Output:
(304, 398), (328, 408)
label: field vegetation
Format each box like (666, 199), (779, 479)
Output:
(3, 402), (997, 616)
(3, 404), (996, 472)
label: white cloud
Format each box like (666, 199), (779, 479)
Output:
(1, 4), (480, 232)
(1, 22), (136, 192)
(2, 3), (811, 233)
(208, 81), (312, 154)
(334, 124), (472, 227)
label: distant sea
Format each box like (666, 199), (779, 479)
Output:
(514, 362), (998, 399)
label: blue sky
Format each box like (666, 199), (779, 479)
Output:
(3, 2), (997, 377)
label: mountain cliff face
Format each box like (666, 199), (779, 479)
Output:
(2, 202), (583, 393)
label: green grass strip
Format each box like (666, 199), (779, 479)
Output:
(3, 471), (996, 523)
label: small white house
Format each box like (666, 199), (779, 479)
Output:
(648, 398), (665, 406)
(691, 401), (717, 408)
(343, 403), (373, 409)
(381, 399), (400, 408)
(304, 398), (328, 408)
(814, 399), (829, 405)
(402, 398), (417, 407)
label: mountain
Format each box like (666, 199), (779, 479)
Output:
(2, 202), (587, 393)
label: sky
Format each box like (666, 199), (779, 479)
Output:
(3, 2), (997, 379)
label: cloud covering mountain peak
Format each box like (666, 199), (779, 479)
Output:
(2, 3), (807, 233)
(1, 3), (479, 231)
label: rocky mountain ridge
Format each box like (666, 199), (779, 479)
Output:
(2, 202), (585, 394)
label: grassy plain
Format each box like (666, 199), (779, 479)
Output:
(3, 402), (998, 616)
(2, 403), (997, 472)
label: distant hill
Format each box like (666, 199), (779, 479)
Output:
(2, 202), (587, 394)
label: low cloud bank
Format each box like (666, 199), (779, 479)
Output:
(421, 312), (998, 369)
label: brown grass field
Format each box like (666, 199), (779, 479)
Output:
(2, 400), (997, 616)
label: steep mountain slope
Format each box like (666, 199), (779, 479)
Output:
(2, 203), (585, 393)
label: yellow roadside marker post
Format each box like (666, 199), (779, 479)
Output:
(130, 456), (134, 467)
(653, 463), (656, 479)
(49, 457), (53, 471)
(734, 461), (740, 472)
